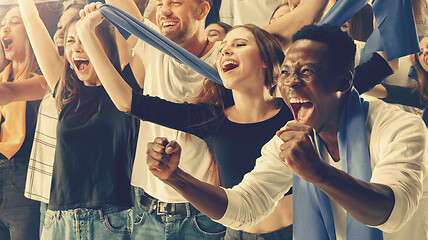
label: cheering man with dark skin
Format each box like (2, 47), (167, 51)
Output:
(146, 24), (428, 239)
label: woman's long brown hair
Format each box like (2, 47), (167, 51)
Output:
(0, 6), (39, 81)
(191, 24), (285, 185)
(56, 16), (121, 110)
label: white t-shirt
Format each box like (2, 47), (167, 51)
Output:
(219, 0), (282, 27)
(218, 98), (428, 239)
(131, 19), (221, 202)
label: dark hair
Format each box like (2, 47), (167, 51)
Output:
(347, 4), (373, 42)
(64, 2), (86, 12)
(293, 24), (356, 75)
(193, 23), (284, 186)
(244, 24), (285, 90)
(213, 21), (232, 34)
(192, 24), (285, 109)
(56, 16), (121, 109)
(410, 35), (428, 100)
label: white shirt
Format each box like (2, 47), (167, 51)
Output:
(219, 0), (282, 27)
(218, 98), (428, 239)
(131, 19), (221, 202)
(354, 40), (365, 66)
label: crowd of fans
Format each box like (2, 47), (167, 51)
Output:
(0, 0), (427, 239)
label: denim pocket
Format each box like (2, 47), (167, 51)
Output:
(133, 208), (148, 226)
(133, 203), (151, 227)
(104, 209), (130, 233)
(43, 210), (57, 230)
(192, 213), (226, 237)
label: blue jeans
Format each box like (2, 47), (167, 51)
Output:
(224, 225), (293, 240)
(131, 187), (226, 240)
(39, 203), (48, 237)
(41, 205), (131, 240)
(0, 157), (40, 240)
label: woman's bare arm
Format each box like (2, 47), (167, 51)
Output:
(18, 0), (63, 90)
(77, 5), (133, 111)
(0, 75), (48, 105)
(265, 0), (329, 49)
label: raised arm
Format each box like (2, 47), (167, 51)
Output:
(104, 0), (145, 48)
(77, 4), (133, 111)
(115, 28), (145, 89)
(265, 0), (328, 49)
(0, 75), (48, 106)
(80, 3), (145, 88)
(354, 52), (393, 94)
(18, 0), (63, 90)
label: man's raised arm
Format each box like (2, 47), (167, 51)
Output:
(105, 0), (148, 48)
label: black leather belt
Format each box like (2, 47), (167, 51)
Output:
(140, 193), (199, 216)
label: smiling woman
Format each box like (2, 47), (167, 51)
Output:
(13, 0), (144, 239)
(0, 7), (37, 77)
(0, 6), (42, 240)
(36, 13), (142, 240)
(79, 20), (294, 240)
(64, 20), (101, 85)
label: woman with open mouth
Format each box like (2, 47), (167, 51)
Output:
(78, 0), (396, 238)
(79, 3), (293, 238)
(0, 5), (43, 240)
(9, 0), (144, 239)
(0, 2), (88, 238)
(42, 18), (140, 240)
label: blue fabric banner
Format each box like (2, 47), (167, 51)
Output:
(360, 0), (420, 64)
(319, 0), (420, 65)
(318, 0), (369, 27)
(98, 4), (223, 85)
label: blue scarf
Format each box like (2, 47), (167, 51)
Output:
(98, 4), (223, 85)
(293, 88), (383, 239)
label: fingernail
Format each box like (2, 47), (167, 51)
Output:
(276, 129), (286, 136)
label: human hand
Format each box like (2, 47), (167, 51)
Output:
(276, 121), (325, 183)
(77, 2), (104, 31)
(146, 137), (182, 181)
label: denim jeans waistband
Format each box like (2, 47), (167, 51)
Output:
(49, 205), (130, 219)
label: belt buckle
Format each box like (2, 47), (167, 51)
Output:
(156, 201), (175, 215)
